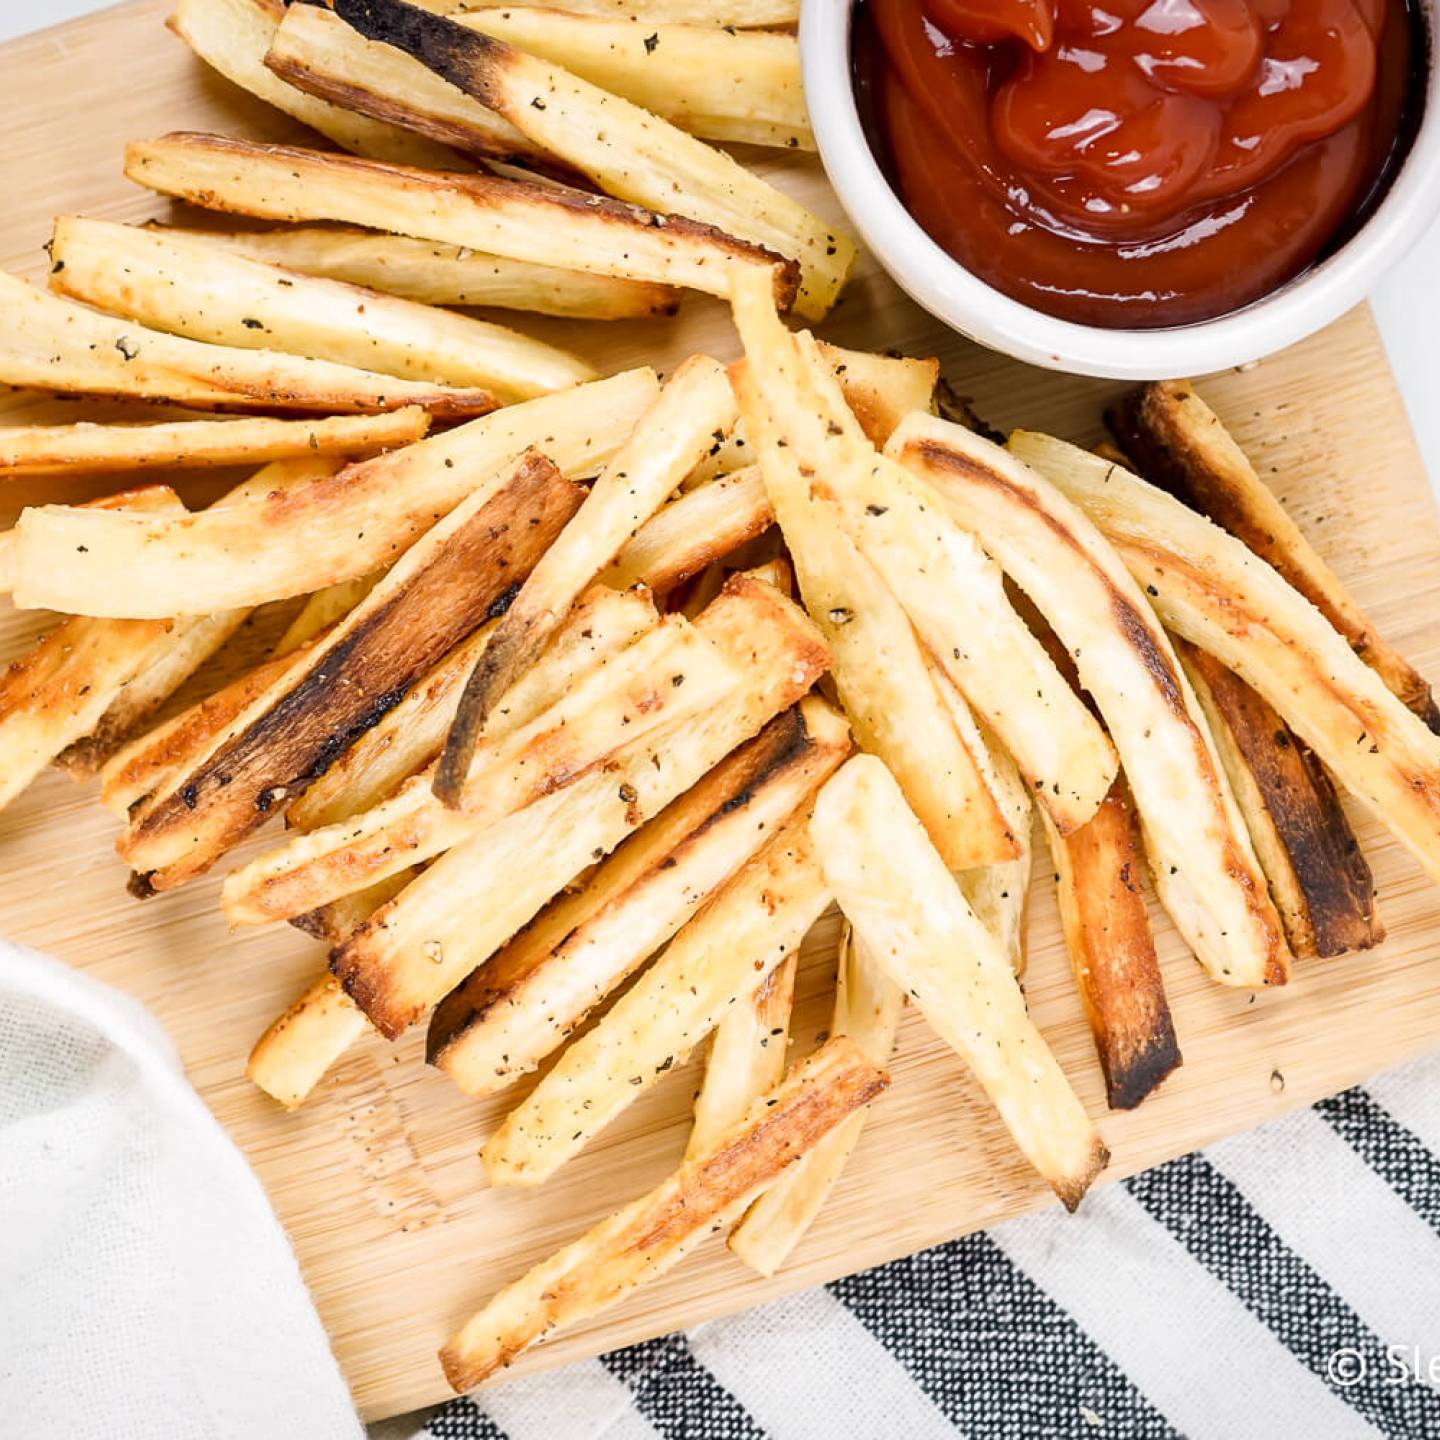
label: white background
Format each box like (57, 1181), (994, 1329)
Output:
(5, 0), (1438, 483)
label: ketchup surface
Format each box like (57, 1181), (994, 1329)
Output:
(858, 0), (1418, 327)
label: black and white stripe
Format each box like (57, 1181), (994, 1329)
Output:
(426, 1056), (1440, 1440)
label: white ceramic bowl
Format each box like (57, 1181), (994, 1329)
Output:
(801, 0), (1440, 378)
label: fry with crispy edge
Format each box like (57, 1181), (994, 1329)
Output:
(1011, 430), (1440, 891)
(415, 0), (799, 22)
(327, 0), (852, 318)
(331, 574), (828, 1039)
(728, 924), (901, 1276)
(50, 218), (595, 404)
(1109, 379), (1440, 731)
(455, 8), (810, 150)
(250, 589), (655, 1106)
(1043, 783), (1182, 1111)
(687, 952), (797, 1160)
(0, 407), (428, 478)
(483, 807), (830, 1185)
(603, 466), (772, 595)
(438, 355), (737, 801)
(273, 575), (383, 659)
(154, 225), (680, 319)
(125, 134), (799, 309)
(11, 367), (657, 617)
(0, 272), (495, 419)
(429, 695), (850, 1093)
(170, 0), (464, 167)
(222, 610), (735, 921)
(1177, 642), (1382, 958)
(814, 754), (1108, 1209)
(122, 452), (584, 892)
(730, 296), (1017, 870)
(759, 315), (1116, 833)
(441, 1036), (887, 1392)
(894, 415), (1289, 990)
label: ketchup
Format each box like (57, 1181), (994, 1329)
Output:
(857, 0), (1419, 327)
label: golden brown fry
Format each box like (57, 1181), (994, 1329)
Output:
(728, 924), (901, 1276)
(482, 808), (829, 1185)
(813, 754), (1108, 1210)
(0, 408), (428, 478)
(1043, 782), (1181, 1112)
(455, 8), (810, 150)
(290, 873), (420, 948)
(816, 343), (938, 447)
(121, 452), (584, 892)
(429, 696), (849, 1094)
(0, 271), (494, 418)
(330, 574), (828, 1039)
(896, 416), (1289, 990)
(126, 133), (798, 308)
(603, 466), (772, 595)
(438, 355), (737, 801)
(440, 1037), (886, 1393)
(328, 0), (850, 317)
(246, 974), (372, 1111)
(156, 225), (680, 319)
(687, 953), (797, 1161)
(1110, 379), (1440, 731)
(50, 218), (595, 403)
(1011, 430), (1440, 894)
(170, 0), (462, 166)
(12, 368), (657, 617)
(1179, 641), (1382, 959)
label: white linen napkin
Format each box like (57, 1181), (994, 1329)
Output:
(0, 940), (363, 1440)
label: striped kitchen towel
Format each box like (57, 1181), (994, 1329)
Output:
(419, 1045), (1440, 1440)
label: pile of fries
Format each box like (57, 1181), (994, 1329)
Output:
(5, 0), (1439, 1395)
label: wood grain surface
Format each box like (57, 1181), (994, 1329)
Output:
(4, 1), (1440, 1420)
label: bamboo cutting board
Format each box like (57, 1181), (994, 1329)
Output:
(5, 1), (1440, 1422)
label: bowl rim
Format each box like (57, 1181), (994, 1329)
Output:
(800, 0), (1440, 379)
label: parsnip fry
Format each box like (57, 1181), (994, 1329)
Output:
(603, 466), (772, 595)
(170, 0), (462, 166)
(730, 284), (1016, 869)
(429, 695), (849, 1093)
(417, 0), (799, 23)
(773, 323), (1116, 833)
(328, 0), (851, 317)
(0, 271), (493, 418)
(0, 408), (428, 477)
(331, 574), (828, 1039)
(438, 355), (737, 800)
(729, 925), (902, 1276)
(272, 575), (383, 659)
(1178, 642), (1382, 959)
(12, 368), (657, 617)
(483, 809), (829, 1185)
(259, 0), (548, 168)
(122, 452), (584, 892)
(1011, 430), (1440, 893)
(456, 9), (810, 150)
(1110, 379), (1440, 730)
(247, 974), (372, 1111)
(1043, 783), (1182, 1112)
(222, 611), (733, 922)
(814, 755), (1108, 1209)
(817, 342), (938, 447)
(894, 415), (1288, 990)
(100, 646), (304, 818)
(51, 218), (595, 403)
(441, 1037), (887, 1393)
(288, 586), (654, 833)
(126, 133), (798, 308)
(687, 953), (797, 1161)
(158, 225), (680, 319)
